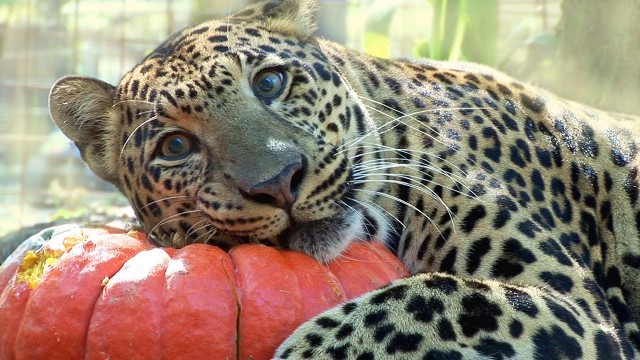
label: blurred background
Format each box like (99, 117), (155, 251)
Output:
(1, 0), (638, 237)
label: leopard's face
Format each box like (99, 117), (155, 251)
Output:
(50, 12), (389, 262)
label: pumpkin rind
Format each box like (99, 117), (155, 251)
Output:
(328, 242), (409, 298)
(280, 250), (347, 319)
(160, 245), (239, 359)
(231, 244), (307, 359)
(0, 226), (409, 359)
(86, 244), (239, 359)
(86, 247), (170, 359)
(0, 275), (30, 360)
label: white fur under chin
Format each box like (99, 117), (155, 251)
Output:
(287, 209), (370, 263)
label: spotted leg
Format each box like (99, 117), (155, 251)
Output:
(274, 273), (634, 360)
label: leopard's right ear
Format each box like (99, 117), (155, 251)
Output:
(49, 76), (120, 187)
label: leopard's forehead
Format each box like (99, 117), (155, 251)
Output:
(117, 19), (316, 94)
(112, 17), (337, 139)
(151, 20), (309, 59)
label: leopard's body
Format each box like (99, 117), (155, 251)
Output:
(49, 0), (640, 358)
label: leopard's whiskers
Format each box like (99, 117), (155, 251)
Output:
(148, 209), (204, 244)
(343, 196), (404, 234)
(352, 188), (445, 239)
(337, 103), (486, 153)
(352, 161), (478, 200)
(112, 99), (155, 108)
(352, 152), (473, 195)
(202, 229), (219, 245)
(139, 195), (195, 210)
(185, 218), (208, 240)
(194, 226), (219, 244)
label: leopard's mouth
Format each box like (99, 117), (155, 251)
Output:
(192, 208), (363, 262)
(172, 182), (366, 261)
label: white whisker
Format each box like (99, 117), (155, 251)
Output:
(338, 102), (487, 152)
(351, 141), (472, 177)
(148, 209), (204, 241)
(353, 188), (445, 239)
(140, 195), (194, 210)
(112, 99), (155, 108)
(185, 218), (208, 239)
(352, 176), (459, 224)
(195, 227), (218, 244)
(353, 154), (468, 187)
(120, 115), (158, 156)
(353, 164), (477, 201)
(202, 229), (219, 245)
(335, 200), (376, 241)
(344, 196), (404, 232)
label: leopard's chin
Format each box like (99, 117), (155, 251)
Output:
(280, 210), (366, 263)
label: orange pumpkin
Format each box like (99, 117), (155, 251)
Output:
(0, 225), (408, 359)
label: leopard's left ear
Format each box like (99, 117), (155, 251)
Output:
(232, 0), (318, 39)
(49, 76), (121, 188)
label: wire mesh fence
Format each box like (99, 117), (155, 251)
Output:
(0, 0), (560, 236)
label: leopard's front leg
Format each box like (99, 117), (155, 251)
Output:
(274, 273), (634, 360)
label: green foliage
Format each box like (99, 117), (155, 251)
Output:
(415, 0), (498, 65)
(362, 0), (498, 65)
(363, 2), (402, 59)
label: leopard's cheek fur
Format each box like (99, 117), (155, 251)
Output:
(116, 134), (210, 247)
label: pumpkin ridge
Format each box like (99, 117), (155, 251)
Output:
(84, 231), (152, 357)
(221, 254), (243, 360)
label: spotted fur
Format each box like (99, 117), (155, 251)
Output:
(49, 0), (640, 358)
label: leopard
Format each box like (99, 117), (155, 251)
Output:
(48, 0), (640, 358)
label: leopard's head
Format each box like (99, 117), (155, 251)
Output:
(49, 0), (389, 262)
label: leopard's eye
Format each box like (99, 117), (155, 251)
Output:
(158, 133), (195, 161)
(252, 69), (286, 100)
